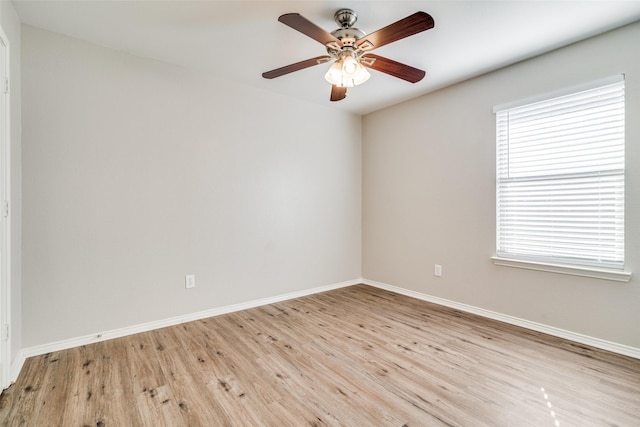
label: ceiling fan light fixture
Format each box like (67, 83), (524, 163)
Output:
(324, 53), (370, 88)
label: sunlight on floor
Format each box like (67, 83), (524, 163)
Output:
(541, 387), (560, 427)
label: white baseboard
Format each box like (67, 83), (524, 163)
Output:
(10, 276), (638, 385)
(361, 278), (640, 360)
(10, 350), (25, 385)
(10, 278), (359, 384)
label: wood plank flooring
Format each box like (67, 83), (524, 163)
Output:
(1, 284), (639, 426)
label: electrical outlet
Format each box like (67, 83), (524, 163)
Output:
(434, 264), (442, 277)
(185, 274), (196, 289)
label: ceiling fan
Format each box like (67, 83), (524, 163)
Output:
(262, 9), (435, 102)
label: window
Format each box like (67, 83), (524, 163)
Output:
(494, 76), (629, 281)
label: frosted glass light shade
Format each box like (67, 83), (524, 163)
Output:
(324, 57), (370, 88)
(324, 60), (350, 86)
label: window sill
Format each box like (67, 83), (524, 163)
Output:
(491, 257), (632, 283)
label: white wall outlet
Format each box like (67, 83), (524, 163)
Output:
(434, 264), (442, 277)
(185, 274), (196, 289)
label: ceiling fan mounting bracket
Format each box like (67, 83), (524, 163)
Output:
(334, 9), (358, 28)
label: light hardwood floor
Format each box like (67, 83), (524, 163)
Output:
(1, 284), (639, 426)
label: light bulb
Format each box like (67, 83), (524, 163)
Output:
(342, 56), (359, 76)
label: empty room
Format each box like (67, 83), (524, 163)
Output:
(0, 1), (639, 425)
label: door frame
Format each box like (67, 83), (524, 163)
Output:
(0, 26), (12, 390)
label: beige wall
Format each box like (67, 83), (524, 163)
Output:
(362, 22), (640, 348)
(20, 20), (640, 352)
(21, 26), (361, 347)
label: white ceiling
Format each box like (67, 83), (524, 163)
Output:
(12, 1), (640, 115)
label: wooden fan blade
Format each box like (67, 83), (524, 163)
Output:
(279, 13), (342, 46)
(330, 85), (347, 102)
(262, 56), (332, 79)
(356, 12), (434, 50)
(361, 54), (425, 83)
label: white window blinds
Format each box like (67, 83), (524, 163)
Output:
(496, 76), (625, 270)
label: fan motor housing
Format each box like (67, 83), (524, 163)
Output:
(330, 27), (366, 46)
(331, 8), (365, 47)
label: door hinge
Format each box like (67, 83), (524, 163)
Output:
(2, 324), (8, 341)
(2, 200), (7, 218)
(3, 77), (8, 95)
